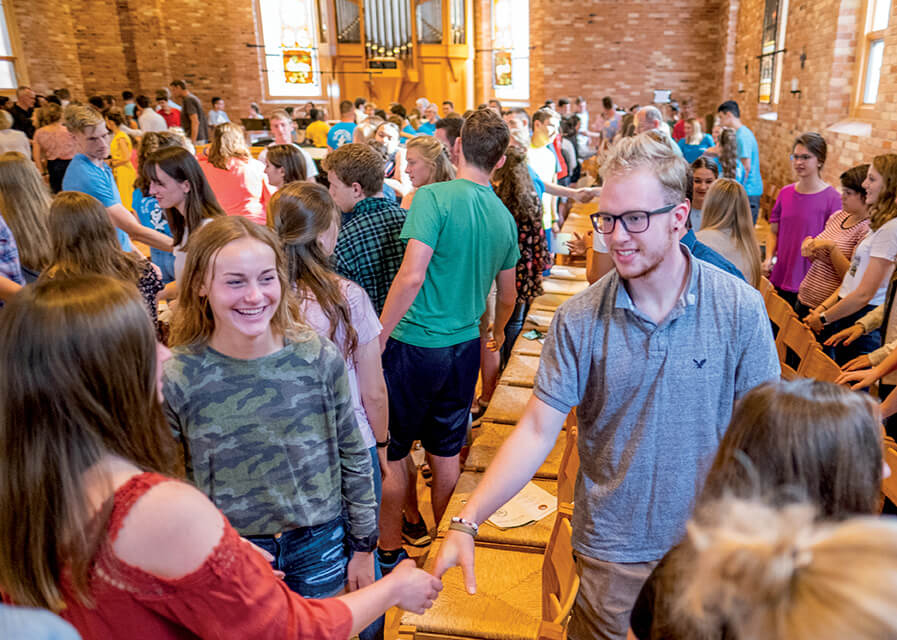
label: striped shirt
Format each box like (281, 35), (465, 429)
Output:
(797, 210), (870, 308)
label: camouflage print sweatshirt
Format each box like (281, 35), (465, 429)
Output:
(162, 331), (378, 546)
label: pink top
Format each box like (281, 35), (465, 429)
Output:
(34, 124), (78, 161)
(198, 156), (273, 225)
(769, 184), (842, 292)
(797, 210), (870, 307)
(57, 472), (353, 640)
(300, 278), (382, 448)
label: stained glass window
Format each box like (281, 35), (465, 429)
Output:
(258, 0), (322, 97)
(492, 0), (528, 100)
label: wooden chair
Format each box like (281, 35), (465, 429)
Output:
(531, 293), (570, 312)
(465, 422), (568, 479)
(796, 347), (842, 382)
(502, 354), (541, 388)
(511, 332), (544, 357)
(775, 316), (815, 380)
(542, 279), (588, 297)
(525, 309), (556, 332)
(482, 384), (533, 425)
(757, 276), (774, 301)
(398, 506), (579, 640)
(556, 426), (579, 507)
(435, 470), (559, 550)
(549, 265), (587, 281)
(765, 291), (797, 339)
(883, 437), (897, 509)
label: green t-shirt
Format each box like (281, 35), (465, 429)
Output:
(392, 179), (520, 348)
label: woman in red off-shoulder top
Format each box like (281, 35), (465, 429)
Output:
(0, 275), (441, 639)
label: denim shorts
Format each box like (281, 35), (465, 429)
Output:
(382, 337), (480, 460)
(246, 516), (347, 598)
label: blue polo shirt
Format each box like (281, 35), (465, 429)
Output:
(534, 246), (779, 562)
(327, 122), (357, 150)
(417, 121), (436, 136)
(62, 154), (134, 252)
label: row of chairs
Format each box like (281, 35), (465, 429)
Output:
(399, 265), (588, 640)
(758, 277), (842, 381)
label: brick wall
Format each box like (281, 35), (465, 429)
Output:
(731, 0), (897, 216)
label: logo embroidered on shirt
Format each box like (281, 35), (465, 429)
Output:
(693, 358), (707, 369)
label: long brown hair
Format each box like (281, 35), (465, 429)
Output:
(168, 216), (302, 347)
(0, 151), (52, 272)
(699, 178), (762, 287)
(46, 191), (142, 283)
(142, 146), (225, 246)
(266, 144), (307, 184)
(700, 379), (882, 518)
(207, 122), (250, 170)
(718, 128), (738, 179)
(868, 153), (897, 231)
(0, 275), (176, 610)
(493, 145), (543, 229)
(134, 130), (188, 194)
(271, 182), (358, 358)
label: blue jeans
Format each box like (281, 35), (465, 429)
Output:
(246, 516), (348, 598)
(359, 446), (384, 640)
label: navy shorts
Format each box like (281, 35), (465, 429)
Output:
(383, 337), (480, 460)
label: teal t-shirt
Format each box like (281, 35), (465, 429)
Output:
(392, 179), (520, 348)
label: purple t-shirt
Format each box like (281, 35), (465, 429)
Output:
(769, 184), (842, 292)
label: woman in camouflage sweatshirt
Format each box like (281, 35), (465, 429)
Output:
(162, 216), (380, 598)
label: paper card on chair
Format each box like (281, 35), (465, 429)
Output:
(486, 482), (558, 530)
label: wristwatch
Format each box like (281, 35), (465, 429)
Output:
(376, 434), (390, 448)
(819, 311), (828, 326)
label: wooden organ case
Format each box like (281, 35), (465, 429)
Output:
(328, 0), (473, 110)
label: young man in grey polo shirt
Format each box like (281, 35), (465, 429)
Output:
(433, 133), (779, 640)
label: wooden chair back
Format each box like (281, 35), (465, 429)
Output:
(883, 437), (897, 509)
(557, 426), (579, 506)
(797, 347), (841, 382)
(542, 505), (579, 625)
(765, 291), (796, 340)
(775, 316), (815, 379)
(758, 276), (774, 301)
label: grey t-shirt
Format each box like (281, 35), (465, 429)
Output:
(180, 92), (209, 142)
(534, 249), (779, 563)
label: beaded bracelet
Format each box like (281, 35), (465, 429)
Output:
(449, 516), (479, 537)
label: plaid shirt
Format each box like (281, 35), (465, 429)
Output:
(0, 214), (23, 288)
(334, 197), (406, 315)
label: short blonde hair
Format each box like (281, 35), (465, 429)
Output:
(63, 105), (103, 134)
(680, 499), (897, 640)
(600, 132), (688, 204)
(0, 110), (12, 130)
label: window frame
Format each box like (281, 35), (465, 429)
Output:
(0, 0), (27, 95)
(758, 0), (789, 106)
(490, 0), (529, 101)
(853, 0), (891, 116)
(257, 0), (325, 100)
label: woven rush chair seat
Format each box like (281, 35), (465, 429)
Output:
(466, 422), (566, 479)
(400, 538), (545, 640)
(481, 385), (533, 425)
(524, 309), (555, 332)
(511, 332), (544, 357)
(548, 265), (586, 281)
(502, 354), (541, 388)
(436, 471), (558, 550)
(884, 437), (897, 509)
(541, 278), (588, 296)
(530, 293), (569, 312)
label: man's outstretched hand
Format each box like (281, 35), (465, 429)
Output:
(431, 529), (478, 595)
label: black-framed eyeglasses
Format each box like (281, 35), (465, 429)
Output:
(590, 203), (678, 235)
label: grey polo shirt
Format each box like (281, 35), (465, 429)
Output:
(534, 246), (779, 563)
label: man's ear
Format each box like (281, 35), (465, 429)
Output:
(452, 136), (462, 161)
(492, 154), (507, 172)
(674, 200), (691, 230)
(351, 182), (366, 199)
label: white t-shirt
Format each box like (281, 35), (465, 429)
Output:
(173, 217), (213, 282)
(256, 143), (319, 179)
(299, 278), (382, 448)
(0, 129), (31, 158)
(839, 216), (897, 304)
(138, 109), (168, 133)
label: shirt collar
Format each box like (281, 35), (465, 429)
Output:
(613, 243), (699, 315)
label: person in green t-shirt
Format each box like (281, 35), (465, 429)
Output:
(375, 108), (520, 571)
